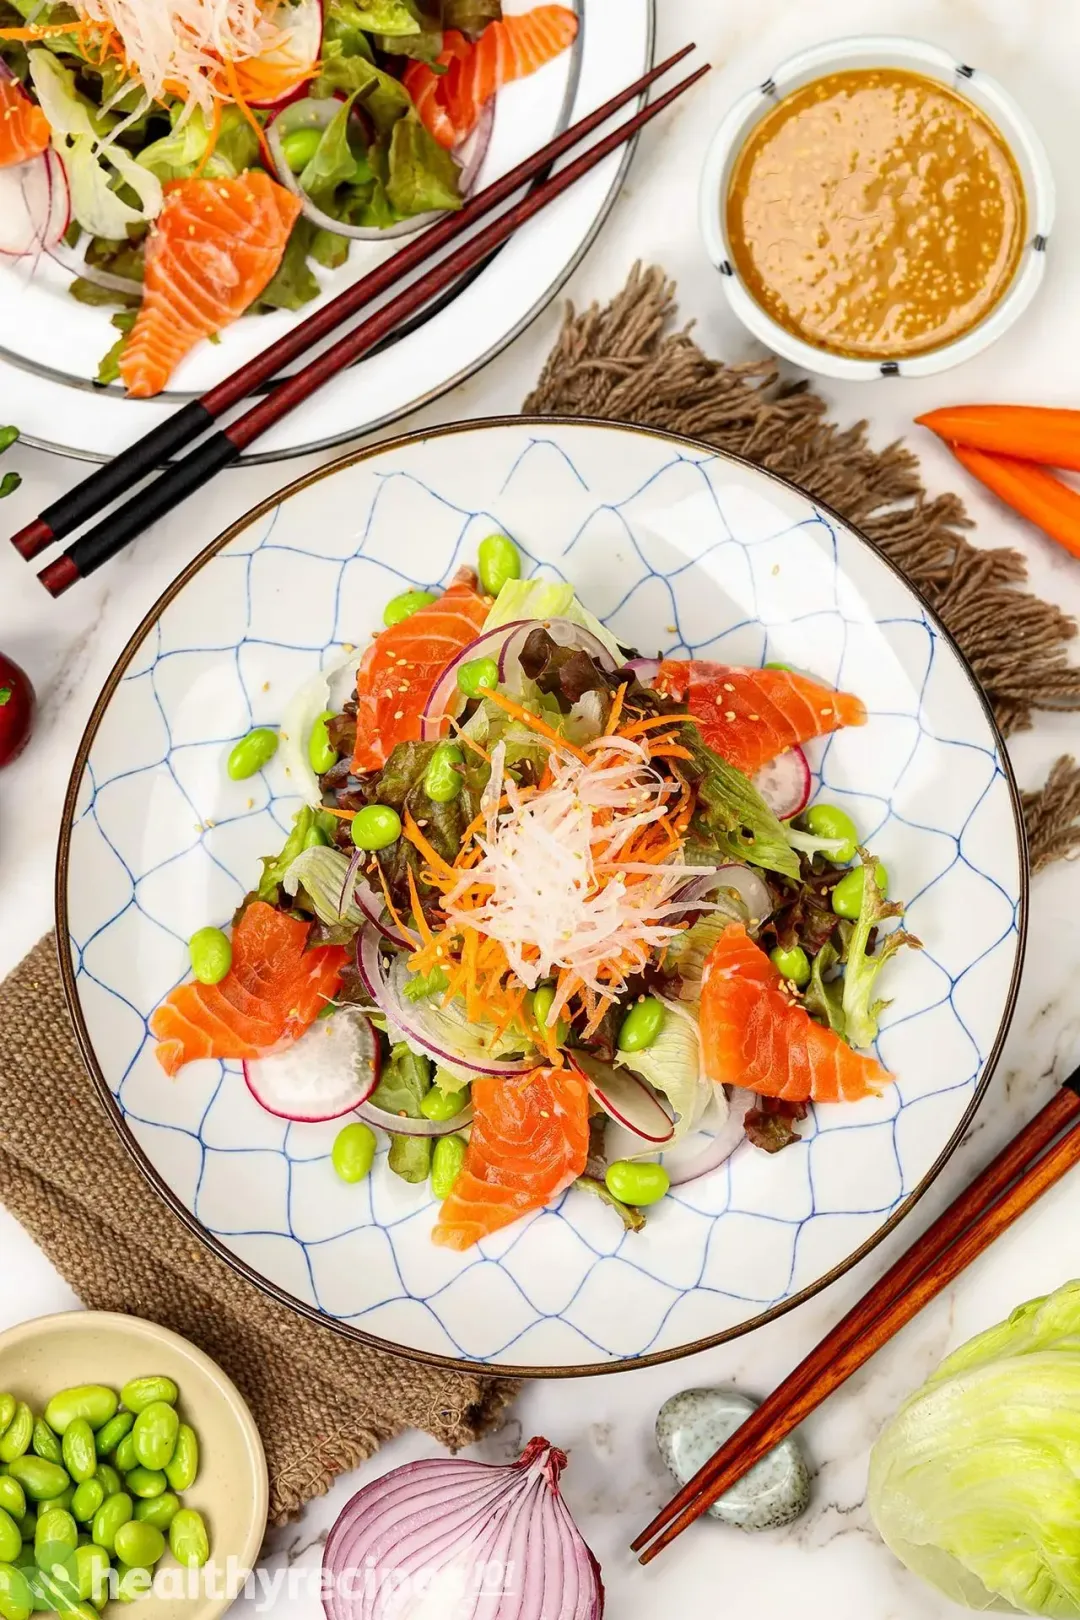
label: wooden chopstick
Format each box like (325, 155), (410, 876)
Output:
(633, 1068), (1080, 1564)
(10, 43), (699, 565)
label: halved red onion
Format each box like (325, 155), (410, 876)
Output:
(419, 618), (531, 741)
(0, 147), (70, 258)
(245, 0), (324, 108)
(571, 1052), (675, 1145)
(754, 747), (811, 821)
(712, 863), (773, 924)
(243, 1005), (380, 1122)
(355, 1096), (473, 1139)
(667, 1088), (754, 1186)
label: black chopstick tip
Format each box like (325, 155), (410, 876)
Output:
(10, 517), (54, 562)
(38, 554), (79, 598)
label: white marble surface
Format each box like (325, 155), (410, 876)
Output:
(3, 0), (1080, 1614)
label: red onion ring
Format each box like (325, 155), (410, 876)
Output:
(667, 1088), (754, 1186)
(712, 863), (773, 924)
(353, 878), (413, 949)
(496, 617), (620, 688)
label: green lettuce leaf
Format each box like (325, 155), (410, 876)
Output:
(298, 95), (364, 202)
(94, 309), (137, 386)
(841, 850), (921, 1049)
(616, 998), (711, 1141)
(281, 845), (365, 930)
(323, 0), (377, 57)
(483, 577), (624, 664)
(349, 0), (420, 30)
(441, 0), (502, 34)
(370, 1043), (432, 1182)
(678, 725), (800, 881)
(138, 106), (259, 182)
(313, 42), (414, 135)
(386, 114), (462, 215)
(252, 219), (321, 312)
(663, 903), (747, 1000)
(804, 936), (846, 1035)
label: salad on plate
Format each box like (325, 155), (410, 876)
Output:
(0, 0), (578, 392)
(150, 541), (921, 1250)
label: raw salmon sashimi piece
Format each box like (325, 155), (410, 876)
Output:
(150, 902), (346, 1077)
(403, 6), (580, 150)
(0, 77), (50, 168)
(351, 568), (490, 773)
(699, 923), (891, 1104)
(119, 173), (302, 399)
(433, 1068), (590, 1250)
(656, 660), (867, 777)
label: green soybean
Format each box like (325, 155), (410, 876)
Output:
(0, 1483), (23, 1524)
(38, 1487), (73, 1514)
(280, 125), (322, 173)
(43, 1389), (117, 1437)
(70, 1482), (103, 1526)
(308, 710), (338, 776)
(113, 1521), (164, 1571)
(529, 984), (568, 1048)
(112, 1437), (136, 1475)
(0, 1399), (14, 1441)
(456, 657), (499, 699)
(119, 1378), (177, 1416)
(430, 1135), (467, 1202)
(72, 1544), (110, 1607)
(605, 1160), (670, 1207)
(303, 821), (330, 850)
(331, 1123), (377, 1186)
(29, 1425), (62, 1470)
(113, 1564), (151, 1606)
(383, 589), (438, 628)
(770, 944), (811, 988)
(226, 726), (278, 781)
(93, 1414), (132, 1459)
(0, 1561), (32, 1620)
(133, 1493), (179, 1532)
(804, 802), (858, 864)
(0, 1408), (31, 1466)
(35, 1509), (76, 1559)
(168, 1509), (209, 1569)
(6, 1459), (67, 1503)
(616, 997), (666, 1054)
(423, 742), (464, 804)
(93, 1467), (120, 1500)
(832, 861), (888, 920)
(91, 1494), (132, 1555)
(131, 1405), (178, 1474)
(0, 474), (20, 502)
(350, 804), (401, 851)
(61, 1423), (96, 1486)
(477, 534), (520, 597)
(188, 926), (232, 986)
(764, 660), (793, 673)
(163, 1426), (198, 1494)
(0, 1511), (20, 1564)
(419, 1083), (466, 1124)
(123, 1469), (165, 1501)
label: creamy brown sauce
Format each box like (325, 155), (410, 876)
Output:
(725, 69), (1026, 360)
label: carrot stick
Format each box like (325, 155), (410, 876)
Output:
(918, 405), (1080, 472)
(949, 445), (1080, 561)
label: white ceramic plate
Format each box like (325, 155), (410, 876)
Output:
(58, 419), (1026, 1375)
(0, 0), (652, 464)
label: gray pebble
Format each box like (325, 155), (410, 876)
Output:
(656, 1388), (811, 1530)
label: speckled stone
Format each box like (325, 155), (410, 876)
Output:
(655, 1389), (811, 1530)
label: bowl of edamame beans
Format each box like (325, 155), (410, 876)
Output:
(0, 1312), (267, 1620)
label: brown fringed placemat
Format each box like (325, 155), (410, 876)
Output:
(2, 264), (1079, 1532)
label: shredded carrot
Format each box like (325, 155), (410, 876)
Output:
(375, 861), (420, 948)
(477, 685), (591, 764)
(403, 812), (456, 882)
(604, 682), (628, 736)
(192, 97), (223, 178)
(319, 805), (355, 820)
(405, 868), (436, 951)
(221, 56), (274, 167)
(450, 720), (492, 765)
(619, 713), (693, 738)
(0, 19), (102, 38)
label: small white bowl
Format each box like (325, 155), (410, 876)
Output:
(699, 35), (1056, 380)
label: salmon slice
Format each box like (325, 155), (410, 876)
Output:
(403, 6), (579, 150)
(656, 660), (867, 777)
(351, 568), (490, 773)
(150, 901), (346, 1076)
(699, 923), (891, 1103)
(119, 172), (302, 399)
(433, 1067), (590, 1250)
(0, 77), (50, 168)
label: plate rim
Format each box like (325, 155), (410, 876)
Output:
(55, 414), (1030, 1379)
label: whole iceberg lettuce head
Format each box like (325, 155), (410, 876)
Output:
(869, 1280), (1080, 1616)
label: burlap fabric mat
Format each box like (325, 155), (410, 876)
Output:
(2, 265), (1079, 1528)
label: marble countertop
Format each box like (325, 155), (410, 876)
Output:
(4, 0), (1080, 1614)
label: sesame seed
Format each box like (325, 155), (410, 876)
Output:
(394, 710), (404, 720)
(262, 681), (270, 692)
(246, 798), (254, 809)
(723, 683), (736, 693)
(748, 713), (760, 721)
(820, 706), (833, 717)
(724, 710), (737, 722)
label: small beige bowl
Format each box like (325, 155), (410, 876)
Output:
(0, 1312), (268, 1620)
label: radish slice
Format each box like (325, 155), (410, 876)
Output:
(754, 747), (811, 821)
(0, 149), (70, 258)
(713, 863), (773, 925)
(237, 0), (324, 108)
(571, 1052), (675, 1145)
(243, 1005), (380, 1122)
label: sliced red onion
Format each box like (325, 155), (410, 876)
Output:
(47, 237), (142, 296)
(355, 1096), (472, 1139)
(419, 618), (531, 741)
(571, 1052), (675, 1145)
(0, 148), (69, 258)
(337, 848), (363, 918)
(322, 1436), (603, 1620)
(245, 0), (324, 108)
(712, 863), (773, 925)
(243, 1005), (380, 1122)
(754, 747), (811, 821)
(354, 879), (413, 950)
(667, 1088), (754, 1186)
(623, 657), (661, 685)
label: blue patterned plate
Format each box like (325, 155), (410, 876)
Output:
(58, 419), (1026, 1374)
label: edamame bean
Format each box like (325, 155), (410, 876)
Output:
(43, 1389), (117, 1437)
(14, 1515), (33, 1544)
(832, 861), (888, 920)
(331, 1123), (377, 1186)
(70, 1482), (103, 1526)
(0, 1399), (14, 1441)
(131, 1405), (178, 1474)
(93, 1467), (120, 1500)
(804, 802), (858, 864)
(764, 660), (793, 673)
(163, 1427), (198, 1494)
(133, 1493), (179, 1532)
(303, 821), (330, 850)
(0, 1561), (32, 1620)
(91, 1494), (132, 1555)
(529, 984), (568, 1047)
(423, 742), (463, 804)
(119, 1378), (178, 1416)
(35, 1509), (76, 1559)
(30, 1425), (62, 1470)
(477, 534), (520, 597)
(93, 1414), (132, 1459)
(38, 1487), (73, 1515)
(308, 710), (338, 776)
(605, 1160), (670, 1207)
(350, 804), (401, 851)
(188, 926), (232, 987)
(113, 1521), (164, 1571)
(770, 944), (811, 988)
(61, 1423), (96, 1486)
(123, 1470), (165, 1501)
(0, 1408), (31, 1466)
(113, 1564), (151, 1606)
(419, 1083), (466, 1124)
(0, 1485), (22, 1525)
(280, 126), (322, 173)
(430, 1136), (467, 1202)
(168, 1509), (209, 1569)
(0, 1510), (20, 1564)
(112, 1437), (136, 1475)
(616, 996), (666, 1054)
(383, 589), (437, 628)
(456, 657), (499, 700)
(5, 1459), (67, 1503)
(73, 1544), (110, 1607)
(226, 727), (278, 781)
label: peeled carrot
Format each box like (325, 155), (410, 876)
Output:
(949, 444), (1080, 561)
(918, 405), (1080, 471)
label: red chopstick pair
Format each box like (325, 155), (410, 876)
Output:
(9, 46), (709, 597)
